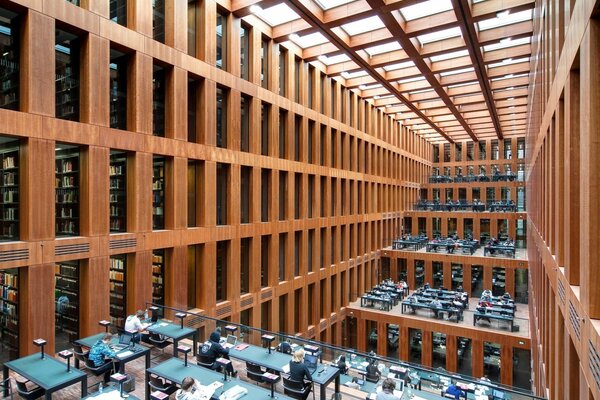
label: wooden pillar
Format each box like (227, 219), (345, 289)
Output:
(80, 257), (110, 337)
(81, 147), (109, 236)
(165, 246), (188, 312)
(80, 34), (109, 126)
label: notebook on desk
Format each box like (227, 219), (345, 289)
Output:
(111, 332), (132, 351)
(222, 334), (237, 349)
(304, 354), (318, 374)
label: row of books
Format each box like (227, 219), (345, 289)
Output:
(110, 206), (124, 217)
(58, 207), (76, 218)
(2, 172), (16, 185)
(109, 270), (125, 281)
(56, 221), (78, 234)
(110, 281), (125, 293)
(0, 272), (17, 287)
(57, 160), (76, 173)
(110, 164), (124, 176)
(56, 176), (76, 188)
(56, 190), (78, 203)
(110, 219), (124, 231)
(0, 314), (18, 330)
(2, 207), (16, 220)
(110, 257), (125, 270)
(3, 190), (16, 203)
(55, 276), (78, 291)
(1, 288), (17, 302)
(55, 263), (78, 277)
(152, 275), (163, 285)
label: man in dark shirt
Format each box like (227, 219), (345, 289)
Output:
(288, 348), (312, 399)
(199, 330), (236, 376)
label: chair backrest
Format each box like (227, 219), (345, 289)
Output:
(282, 376), (308, 392)
(15, 380), (31, 394)
(149, 375), (166, 390)
(246, 362), (263, 374)
(196, 353), (214, 368)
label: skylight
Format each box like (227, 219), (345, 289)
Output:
(398, 76), (426, 84)
(321, 54), (351, 65)
(478, 9), (533, 31)
(314, 0), (355, 10)
(440, 67), (475, 76)
(400, 0), (453, 22)
(430, 49), (469, 62)
(365, 41), (401, 56)
(341, 15), (385, 36)
(483, 36), (530, 52)
(289, 32), (329, 48)
(383, 61), (415, 72)
(488, 56), (529, 68)
(256, 3), (299, 26)
(341, 70), (369, 79)
(418, 27), (461, 45)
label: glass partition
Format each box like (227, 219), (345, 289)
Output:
(432, 262), (443, 288)
(515, 268), (528, 304)
(492, 267), (506, 296)
(464, 219), (473, 238)
(432, 218), (441, 238)
(387, 323), (399, 359)
(513, 348), (532, 390)
(471, 265), (484, 297)
(409, 328), (422, 364)
(451, 263), (463, 290)
(457, 337), (472, 376)
(448, 218), (457, 236)
(397, 258), (407, 282)
(480, 219), (490, 242)
(484, 342), (501, 383)
(432, 332), (446, 369)
(414, 260), (424, 287)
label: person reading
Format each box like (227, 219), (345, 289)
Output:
(376, 378), (401, 400)
(288, 348), (313, 400)
(88, 334), (118, 383)
(124, 309), (151, 342)
(199, 330), (237, 377)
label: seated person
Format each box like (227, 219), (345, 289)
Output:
(337, 355), (349, 374)
(175, 376), (211, 400)
(199, 330), (236, 377)
(431, 299), (443, 318)
(447, 306), (461, 321)
(502, 292), (512, 300)
(475, 306), (491, 323)
(366, 359), (381, 383)
(88, 334), (118, 383)
(289, 348), (313, 400)
(277, 340), (293, 354)
(124, 309), (151, 342)
(376, 378), (401, 400)
(423, 282), (431, 290)
(344, 376), (361, 389)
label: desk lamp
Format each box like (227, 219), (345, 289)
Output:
(58, 350), (73, 372)
(304, 344), (322, 361)
(178, 345), (191, 367)
(148, 306), (159, 320)
(224, 325), (238, 335)
(175, 312), (187, 329)
(33, 339), (47, 360)
(99, 320), (111, 333)
(262, 372), (280, 398)
(110, 373), (129, 398)
(216, 357), (231, 381)
(261, 334), (275, 354)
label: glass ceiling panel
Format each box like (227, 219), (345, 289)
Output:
(483, 36), (530, 52)
(341, 15), (385, 36)
(256, 3), (299, 26)
(341, 70), (369, 79)
(321, 53), (351, 65)
(365, 41), (401, 56)
(440, 67), (474, 76)
(400, 0), (453, 22)
(383, 61), (415, 71)
(290, 32), (329, 48)
(478, 9), (533, 31)
(314, 0), (355, 10)
(398, 76), (426, 84)
(418, 26), (461, 45)
(430, 49), (469, 62)
(487, 56), (529, 68)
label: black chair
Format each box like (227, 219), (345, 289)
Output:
(15, 380), (45, 400)
(0, 377), (13, 399)
(72, 343), (89, 369)
(365, 369), (380, 383)
(84, 356), (115, 383)
(148, 332), (172, 356)
(148, 375), (178, 396)
(282, 375), (311, 400)
(196, 353), (214, 369)
(246, 361), (265, 385)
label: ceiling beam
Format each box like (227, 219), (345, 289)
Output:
(452, 0), (504, 139)
(286, 0), (455, 143)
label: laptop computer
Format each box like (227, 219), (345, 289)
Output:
(222, 334), (237, 349)
(304, 354), (318, 374)
(111, 332), (132, 351)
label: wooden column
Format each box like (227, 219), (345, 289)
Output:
(165, 246), (188, 312)
(127, 251), (152, 314)
(20, 264), (56, 354)
(81, 146), (109, 236)
(81, 35), (109, 126)
(80, 257), (110, 337)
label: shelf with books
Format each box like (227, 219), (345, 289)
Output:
(109, 254), (127, 327)
(0, 268), (18, 364)
(0, 141), (18, 241)
(152, 156), (165, 229)
(55, 145), (80, 236)
(55, 261), (79, 345)
(152, 249), (165, 306)
(110, 151), (127, 232)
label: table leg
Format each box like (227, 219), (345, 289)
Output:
(173, 339), (179, 357)
(145, 370), (151, 400)
(146, 351), (151, 369)
(193, 332), (198, 356)
(81, 375), (88, 397)
(319, 382), (326, 400)
(3, 366), (8, 398)
(46, 391), (51, 399)
(334, 374), (340, 395)
(75, 357), (80, 369)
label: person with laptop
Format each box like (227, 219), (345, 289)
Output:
(88, 334), (119, 384)
(199, 330), (237, 377)
(124, 309), (151, 342)
(289, 348), (313, 400)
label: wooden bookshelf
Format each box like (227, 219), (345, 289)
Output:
(55, 145), (80, 236)
(0, 141), (18, 241)
(55, 261), (79, 347)
(109, 151), (127, 233)
(152, 249), (165, 307)
(0, 268), (18, 365)
(109, 254), (127, 328)
(152, 156), (165, 230)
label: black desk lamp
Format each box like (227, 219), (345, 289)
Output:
(33, 339), (46, 360)
(224, 325), (238, 335)
(178, 345), (191, 367)
(58, 350), (73, 372)
(216, 357), (231, 381)
(99, 320), (111, 333)
(175, 312), (187, 329)
(261, 334), (275, 354)
(110, 373), (129, 398)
